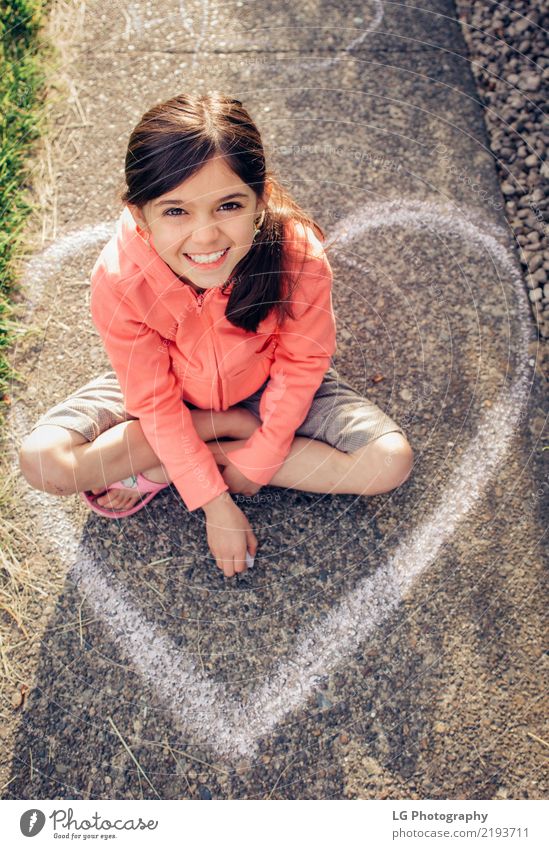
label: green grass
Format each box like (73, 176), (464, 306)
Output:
(0, 0), (51, 420)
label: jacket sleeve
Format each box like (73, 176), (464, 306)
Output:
(227, 247), (337, 486)
(89, 267), (229, 512)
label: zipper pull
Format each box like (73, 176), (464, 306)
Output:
(195, 293), (205, 314)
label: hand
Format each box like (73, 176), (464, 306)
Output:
(221, 461), (262, 497)
(202, 493), (259, 577)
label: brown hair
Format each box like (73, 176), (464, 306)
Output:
(119, 92), (326, 332)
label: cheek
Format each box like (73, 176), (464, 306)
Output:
(155, 226), (185, 250)
(232, 224), (253, 250)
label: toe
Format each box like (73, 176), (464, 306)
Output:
(97, 491), (119, 508)
(111, 492), (131, 509)
(93, 486), (144, 510)
(108, 490), (142, 509)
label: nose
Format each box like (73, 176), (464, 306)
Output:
(189, 218), (221, 248)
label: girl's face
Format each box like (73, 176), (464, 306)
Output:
(128, 157), (269, 291)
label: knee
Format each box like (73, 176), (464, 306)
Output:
(371, 432), (414, 492)
(18, 431), (78, 495)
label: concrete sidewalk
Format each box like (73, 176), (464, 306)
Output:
(3, 0), (547, 799)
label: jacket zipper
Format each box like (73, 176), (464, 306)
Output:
(208, 307), (223, 408)
(257, 333), (278, 353)
(190, 285), (223, 407)
(194, 291), (206, 314)
(191, 277), (235, 314)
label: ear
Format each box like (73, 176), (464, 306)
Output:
(258, 182), (273, 212)
(256, 189), (271, 212)
(127, 202), (149, 232)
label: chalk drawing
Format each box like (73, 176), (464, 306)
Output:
(13, 200), (533, 762)
(22, 222), (115, 311)
(230, 0), (384, 51)
(115, 1), (213, 62)
(293, 0), (384, 72)
(346, 2), (384, 51)
(186, 0), (211, 71)
(113, 1), (383, 67)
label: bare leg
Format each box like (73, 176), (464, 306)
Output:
(19, 407), (261, 510)
(20, 411), (411, 506)
(208, 432), (413, 496)
(87, 408), (261, 509)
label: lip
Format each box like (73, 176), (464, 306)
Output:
(183, 247), (230, 270)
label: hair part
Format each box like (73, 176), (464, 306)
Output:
(119, 92), (327, 332)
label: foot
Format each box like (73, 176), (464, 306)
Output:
(91, 466), (169, 510)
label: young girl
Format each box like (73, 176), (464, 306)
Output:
(19, 93), (413, 578)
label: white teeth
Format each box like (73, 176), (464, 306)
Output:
(187, 248), (227, 264)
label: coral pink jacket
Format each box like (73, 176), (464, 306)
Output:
(89, 207), (337, 511)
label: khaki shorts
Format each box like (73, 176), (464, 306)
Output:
(31, 365), (405, 454)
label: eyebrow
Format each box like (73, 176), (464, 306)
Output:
(154, 192), (249, 207)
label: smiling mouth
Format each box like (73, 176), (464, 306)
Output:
(183, 247), (230, 267)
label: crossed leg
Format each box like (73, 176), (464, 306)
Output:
(19, 408), (413, 507)
(208, 431), (413, 496)
(18, 407), (259, 510)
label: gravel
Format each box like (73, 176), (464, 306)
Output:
(456, 1), (549, 339)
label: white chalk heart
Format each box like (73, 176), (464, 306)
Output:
(17, 201), (530, 763)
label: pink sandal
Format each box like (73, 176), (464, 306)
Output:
(80, 473), (170, 519)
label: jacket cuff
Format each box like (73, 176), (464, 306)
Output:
(171, 453), (230, 511)
(226, 430), (290, 487)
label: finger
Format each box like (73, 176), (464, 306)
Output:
(233, 554), (247, 574)
(219, 558), (235, 578)
(246, 529), (259, 556)
(226, 559), (238, 578)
